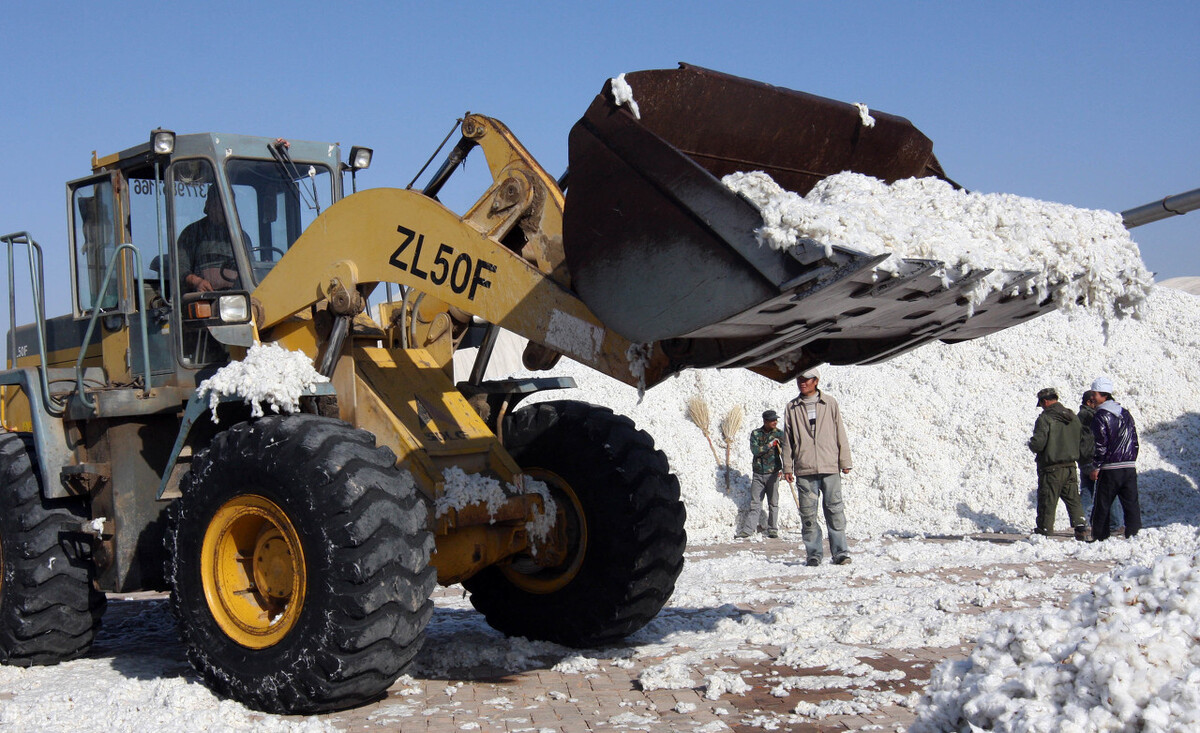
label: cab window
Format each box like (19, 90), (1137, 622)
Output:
(71, 176), (119, 313)
(226, 159), (331, 284)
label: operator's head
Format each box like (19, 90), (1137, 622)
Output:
(203, 185), (225, 223)
(762, 409), (778, 428)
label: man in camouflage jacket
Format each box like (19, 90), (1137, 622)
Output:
(737, 410), (785, 538)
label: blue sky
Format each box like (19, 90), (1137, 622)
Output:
(2, 1), (1196, 321)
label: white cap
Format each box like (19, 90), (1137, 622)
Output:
(1091, 376), (1115, 394)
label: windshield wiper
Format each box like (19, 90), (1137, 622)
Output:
(269, 138), (321, 215)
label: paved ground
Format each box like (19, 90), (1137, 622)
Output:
(102, 531), (1115, 732)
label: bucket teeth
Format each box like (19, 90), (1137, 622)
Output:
(713, 253), (1048, 373)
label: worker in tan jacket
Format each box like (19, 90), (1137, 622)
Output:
(782, 367), (853, 566)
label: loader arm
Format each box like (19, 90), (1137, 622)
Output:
(250, 118), (678, 587)
(252, 185), (665, 387)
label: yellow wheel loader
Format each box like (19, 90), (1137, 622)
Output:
(0, 65), (1051, 713)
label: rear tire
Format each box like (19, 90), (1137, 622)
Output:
(463, 401), (686, 647)
(0, 432), (105, 666)
(167, 415), (435, 714)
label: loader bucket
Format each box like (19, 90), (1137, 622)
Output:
(562, 64), (1047, 377)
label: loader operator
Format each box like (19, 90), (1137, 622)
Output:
(177, 186), (248, 292)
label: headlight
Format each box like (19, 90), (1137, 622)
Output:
(348, 146), (372, 170)
(217, 294), (250, 323)
(151, 129), (176, 155)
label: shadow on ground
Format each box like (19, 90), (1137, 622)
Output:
(94, 594), (738, 688)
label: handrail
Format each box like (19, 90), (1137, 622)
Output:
(2, 232), (59, 415)
(74, 243), (152, 409)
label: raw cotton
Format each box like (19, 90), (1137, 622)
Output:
(435, 467), (509, 519)
(518, 286), (1200, 544)
(911, 548), (1200, 732)
(722, 170), (1154, 319)
(435, 468), (558, 545)
(853, 102), (876, 127)
(521, 478), (559, 545)
(197, 342), (328, 422)
(609, 72), (641, 119)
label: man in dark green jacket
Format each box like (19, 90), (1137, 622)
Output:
(1028, 387), (1093, 540)
(737, 410), (785, 539)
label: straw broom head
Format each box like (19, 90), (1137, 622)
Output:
(686, 395), (711, 434)
(720, 405), (745, 444)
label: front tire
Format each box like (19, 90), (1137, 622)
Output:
(0, 432), (105, 666)
(463, 401), (686, 647)
(167, 415), (435, 714)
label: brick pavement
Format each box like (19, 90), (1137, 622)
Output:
(317, 530), (1114, 732)
(99, 531), (1116, 732)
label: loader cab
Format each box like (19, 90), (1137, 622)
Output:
(76, 131), (354, 375)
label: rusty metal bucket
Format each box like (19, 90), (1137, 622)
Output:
(562, 64), (1046, 376)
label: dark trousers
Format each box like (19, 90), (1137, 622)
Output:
(1081, 472), (1123, 532)
(1091, 467), (1141, 541)
(1035, 464), (1085, 534)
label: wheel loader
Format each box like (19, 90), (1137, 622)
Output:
(0, 64), (1052, 714)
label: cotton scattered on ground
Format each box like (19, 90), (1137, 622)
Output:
(723, 170), (1154, 318)
(911, 549), (1200, 732)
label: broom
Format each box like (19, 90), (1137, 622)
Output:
(686, 395), (721, 466)
(719, 405), (744, 495)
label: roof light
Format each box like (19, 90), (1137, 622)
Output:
(348, 146), (372, 170)
(151, 129), (176, 155)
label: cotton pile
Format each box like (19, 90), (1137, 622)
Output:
(523, 286), (1200, 543)
(722, 171), (1154, 318)
(911, 549), (1200, 732)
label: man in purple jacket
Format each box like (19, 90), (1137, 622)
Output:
(1087, 376), (1141, 541)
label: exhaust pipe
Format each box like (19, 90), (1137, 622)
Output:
(1122, 187), (1200, 229)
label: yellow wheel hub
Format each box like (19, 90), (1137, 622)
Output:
(500, 469), (586, 594)
(201, 495), (306, 648)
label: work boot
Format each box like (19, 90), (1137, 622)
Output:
(734, 532), (751, 540)
(833, 555), (852, 565)
(767, 530), (779, 539)
(805, 557), (820, 567)
(1074, 525), (1093, 543)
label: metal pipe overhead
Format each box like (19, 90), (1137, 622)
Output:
(1122, 187), (1200, 228)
